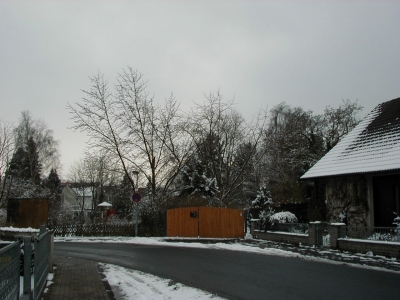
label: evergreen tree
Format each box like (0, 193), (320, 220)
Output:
(7, 147), (30, 179)
(175, 155), (219, 206)
(7, 137), (41, 184)
(44, 168), (62, 225)
(26, 137), (41, 184)
(251, 187), (275, 230)
(44, 168), (61, 190)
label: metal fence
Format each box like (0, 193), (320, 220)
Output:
(0, 226), (53, 300)
(34, 228), (51, 300)
(255, 222), (309, 234)
(314, 222), (330, 247)
(269, 223), (309, 234)
(51, 222), (166, 237)
(51, 223), (135, 237)
(0, 241), (20, 300)
(340, 226), (400, 242)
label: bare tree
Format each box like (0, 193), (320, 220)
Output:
(0, 120), (14, 208)
(68, 159), (91, 220)
(68, 67), (190, 209)
(83, 150), (121, 209)
(322, 99), (363, 151)
(13, 111), (60, 178)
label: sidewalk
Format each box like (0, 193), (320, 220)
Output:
(41, 256), (115, 300)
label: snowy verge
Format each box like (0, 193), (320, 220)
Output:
(1, 226), (39, 233)
(100, 263), (226, 300)
(338, 238), (400, 245)
(55, 236), (300, 258)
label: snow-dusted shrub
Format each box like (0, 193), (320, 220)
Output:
(367, 232), (396, 242)
(252, 187), (275, 230)
(269, 211), (298, 225)
(252, 187), (272, 208)
(106, 214), (132, 225)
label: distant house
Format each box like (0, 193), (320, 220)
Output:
(301, 97), (400, 227)
(60, 183), (78, 210)
(71, 187), (93, 211)
(60, 183), (93, 216)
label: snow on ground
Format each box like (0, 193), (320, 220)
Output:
(100, 263), (225, 300)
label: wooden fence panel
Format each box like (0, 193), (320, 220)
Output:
(167, 207), (199, 237)
(199, 207), (220, 238)
(200, 207), (244, 238)
(167, 207), (244, 238)
(229, 208), (245, 238)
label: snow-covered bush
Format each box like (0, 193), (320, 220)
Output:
(269, 211), (298, 225)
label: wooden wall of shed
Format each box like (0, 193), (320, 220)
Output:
(7, 198), (48, 228)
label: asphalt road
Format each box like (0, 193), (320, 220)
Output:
(55, 242), (400, 300)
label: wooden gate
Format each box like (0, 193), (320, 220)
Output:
(167, 207), (244, 238)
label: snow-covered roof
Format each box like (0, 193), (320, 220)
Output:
(301, 97), (400, 179)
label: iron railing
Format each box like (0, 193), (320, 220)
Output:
(268, 223), (309, 234)
(51, 222), (165, 237)
(340, 226), (400, 242)
(254, 221), (309, 234)
(0, 241), (20, 300)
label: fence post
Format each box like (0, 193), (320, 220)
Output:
(48, 230), (54, 273)
(250, 219), (259, 236)
(328, 223), (345, 248)
(39, 224), (46, 235)
(21, 236), (33, 300)
(308, 223), (316, 246)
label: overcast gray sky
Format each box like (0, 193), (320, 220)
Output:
(1, 0), (399, 178)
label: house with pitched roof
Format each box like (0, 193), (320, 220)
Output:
(301, 97), (400, 227)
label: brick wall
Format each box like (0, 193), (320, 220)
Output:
(250, 220), (400, 258)
(253, 230), (309, 245)
(338, 239), (400, 258)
